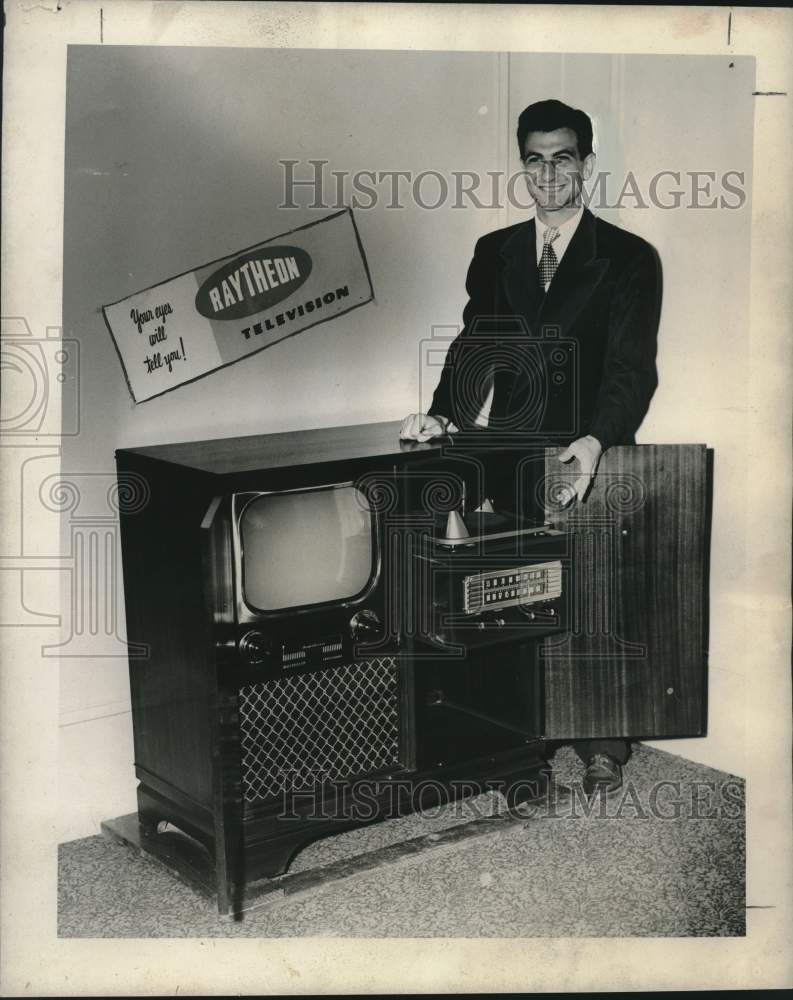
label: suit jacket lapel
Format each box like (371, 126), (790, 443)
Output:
(497, 209), (610, 335)
(499, 208), (610, 423)
(538, 208), (610, 332)
(499, 219), (544, 327)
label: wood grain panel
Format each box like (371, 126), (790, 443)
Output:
(122, 420), (433, 476)
(116, 454), (216, 806)
(542, 445), (711, 739)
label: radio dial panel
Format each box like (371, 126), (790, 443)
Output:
(463, 560), (563, 615)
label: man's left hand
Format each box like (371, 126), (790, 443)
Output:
(557, 435), (603, 504)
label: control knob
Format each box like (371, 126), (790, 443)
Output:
(239, 630), (271, 665)
(349, 609), (384, 643)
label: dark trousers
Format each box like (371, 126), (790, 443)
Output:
(545, 739), (631, 764)
(571, 739), (631, 765)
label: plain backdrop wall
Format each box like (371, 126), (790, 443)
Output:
(59, 47), (754, 841)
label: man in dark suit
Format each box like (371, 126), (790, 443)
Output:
(401, 99), (662, 795)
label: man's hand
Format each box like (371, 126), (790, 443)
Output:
(399, 413), (458, 443)
(558, 435), (603, 504)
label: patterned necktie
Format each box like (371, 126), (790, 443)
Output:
(539, 225), (560, 290)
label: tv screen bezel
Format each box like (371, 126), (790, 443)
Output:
(231, 481), (381, 623)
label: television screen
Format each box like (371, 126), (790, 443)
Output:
(238, 485), (374, 611)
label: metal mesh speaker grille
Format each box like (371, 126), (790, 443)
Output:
(238, 656), (402, 803)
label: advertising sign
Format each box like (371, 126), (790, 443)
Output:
(102, 208), (373, 402)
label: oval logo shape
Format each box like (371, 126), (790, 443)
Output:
(195, 245), (312, 320)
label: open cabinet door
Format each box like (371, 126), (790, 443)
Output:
(542, 445), (712, 740)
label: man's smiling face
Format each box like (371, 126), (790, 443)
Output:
(522, 127), (595, 214)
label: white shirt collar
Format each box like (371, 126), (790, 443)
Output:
(535, 205), (584, 276)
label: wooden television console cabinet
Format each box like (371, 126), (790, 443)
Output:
(115, 422), (711, 915)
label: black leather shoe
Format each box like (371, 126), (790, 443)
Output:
(582, 753), (623, 797)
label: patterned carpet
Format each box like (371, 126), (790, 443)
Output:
(58, 743), (745, 937)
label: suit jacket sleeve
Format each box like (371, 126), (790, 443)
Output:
(428, 237), (495, 426)
(587, 244), (662, 452)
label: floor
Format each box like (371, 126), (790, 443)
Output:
(58, 743), (745, 938)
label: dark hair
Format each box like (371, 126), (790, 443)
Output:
(516, 99), (594, 160)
